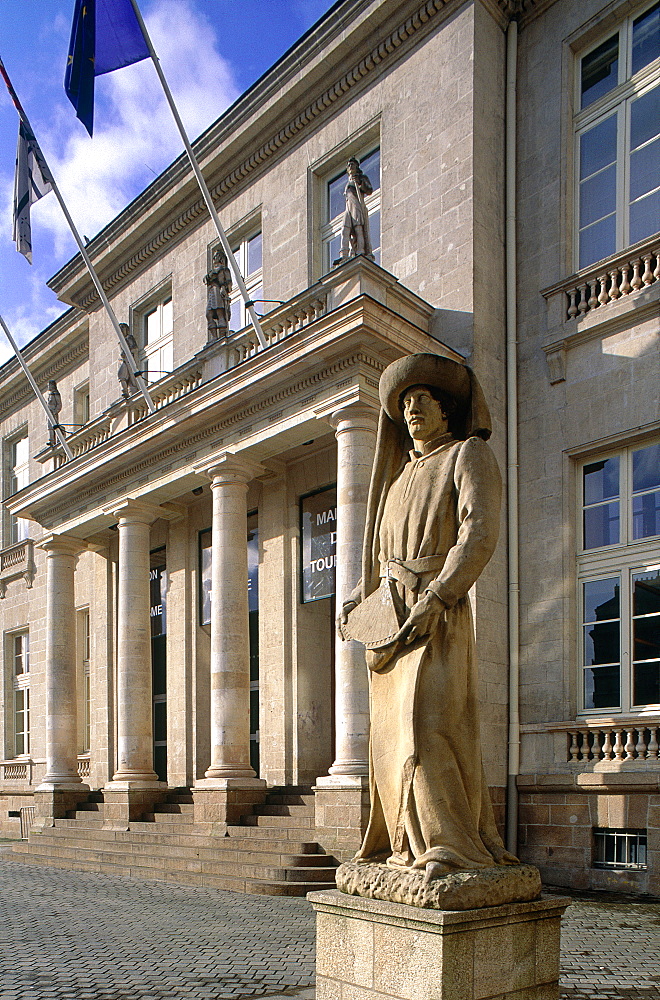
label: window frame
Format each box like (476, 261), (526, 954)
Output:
(3, 428), (30, 546)
(224, 229), (263, 332)
(320, 146), (381, 274)
(130, 280), (174, 386)
(10, 630), (30, 758)
(577, 437), (660, 716)
(573, 1), (660, 270)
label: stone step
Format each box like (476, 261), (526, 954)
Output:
(9, 849), (334, 896)
(252, 803), (314, 818)
(240, 813), (313, 829)
(13, 839), (336, 883)
(23, 831), (332, 868)
(226, 823), (318, 841)
(150, 803), (195, 816)
(265, 793), (315, 807)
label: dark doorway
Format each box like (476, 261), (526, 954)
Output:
(150, 548), (167, 782)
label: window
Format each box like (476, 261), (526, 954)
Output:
(74, 382), (90, 427)
(228, 231), (263, 332)
(11, 632), (29, 756)
(575, 3), (660, 269)
(77, 609), (90, 753)
(322, 148), (381, 272)
(4, 431), (30, 545)
(578, 440), (660, 712)
(142, 296), (173, 383)
(593, 828), (647, 869)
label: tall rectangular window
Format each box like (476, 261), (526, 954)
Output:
(578, 439), (660, 712)
(143, 296), (173, 383)
(11, 632), (30, 756)
(322, 148), (381, 272)
(575, 3), (660, 269)
(4, 431), (30, 545)
(228, 231), (264, 332)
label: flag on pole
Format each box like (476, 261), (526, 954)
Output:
(65, 0), (149, 135)
(12, 121), (53, 264)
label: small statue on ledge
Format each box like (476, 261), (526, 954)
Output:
(117, 323), (139, 399)
(46, 379), (62, 448)
(204, 245), (233, 342)
(335, 156), (374, 264)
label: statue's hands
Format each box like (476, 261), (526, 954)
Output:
(399, 591), (445, 645)
(336, 598), (359, 638)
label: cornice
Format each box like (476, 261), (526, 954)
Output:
(52, 0), (457, 309)
(35, 351), (385, 524)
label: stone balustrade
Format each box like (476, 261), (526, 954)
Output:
(67, 417), (114, 458)
(127, 361), (205, 424)
(566, 723), (660, 763)
(0, 539), (35, 597)
(224, 293), (328, 369)
(1, 760), (31, 781)
(77, 756), (91, 778)
(560, 241), (660, 322)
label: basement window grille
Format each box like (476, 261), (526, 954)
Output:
(593, 828), (647, 869)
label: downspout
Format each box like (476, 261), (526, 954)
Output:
(505, 15), (520, 857)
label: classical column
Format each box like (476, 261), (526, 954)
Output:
(110, 500), (159, 784)
(205, 459), (257, 779)
(329, 402), (378, 776)
(38, 534), (87, 787)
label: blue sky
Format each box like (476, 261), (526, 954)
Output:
(0, 0), (335, 363)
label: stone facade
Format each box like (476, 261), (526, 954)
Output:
(0, 0), (658, 895)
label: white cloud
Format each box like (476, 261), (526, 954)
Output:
(27, 0), (240, 255)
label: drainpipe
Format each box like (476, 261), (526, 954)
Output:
(505, 15), (520, 857)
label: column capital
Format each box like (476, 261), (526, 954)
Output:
(38, 533), (87, 557)
(328, 402), (379, 435)
(103, 499), (184, 525)
(194, 451), (265, 486)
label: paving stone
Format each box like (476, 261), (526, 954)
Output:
(0, 857), (658, 999)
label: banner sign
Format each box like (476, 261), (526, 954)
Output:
(300, 484), (337, 603)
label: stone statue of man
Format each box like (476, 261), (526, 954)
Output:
(338, 353), (519, 891)
(336, 157), (374, 264)
(117, 323), (139, 399)
(204, 245), (233, 341)
(46, 379), (62, 448)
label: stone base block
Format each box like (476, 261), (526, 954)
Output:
(33, 785), (90, 828)
(314, 775), (370, 861)
(102, 783), (167, 830)
(192, 779), (267, 830)
(308, 888), (571, 1000)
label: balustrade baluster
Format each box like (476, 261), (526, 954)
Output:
(624, 729), (636, 759)
(581, 729), (592, 760)
(642, 254), (654, 285)
(578, 284), (589, 314)
(619, 265), (631, 295)
(598, 274), (610, 306)
(631, 259), (643, 290)
(569, 730), (580, 761)
(654, 250), (660, 282)
(648, 728), (659, 760)
(591, 729), (602, 760)
(567, 289), (578, 319)
(609, 269), (621, 299)
(613, 730), (624, 760)
(635, 728), (648, 760)
(602, 727), (613, 760)
(588, 279), (599, 311)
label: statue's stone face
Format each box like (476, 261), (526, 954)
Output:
(402, 385), (448, 443)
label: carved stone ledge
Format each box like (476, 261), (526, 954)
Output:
(0, 539), (36, 598)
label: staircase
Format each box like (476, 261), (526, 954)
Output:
(10, 786), (338, 896)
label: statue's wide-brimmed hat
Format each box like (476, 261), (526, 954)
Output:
(379, 353), (492, 440)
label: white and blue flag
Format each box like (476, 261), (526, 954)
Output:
(12, 120), (52, 264)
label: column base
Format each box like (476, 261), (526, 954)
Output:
(192, 778), (267, 830)
(33, 785), (90, 829)
(309, 889), (571, 1000)
(314, 774), (370, 861)
(102, 782), (168, 830)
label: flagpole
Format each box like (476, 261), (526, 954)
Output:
(0, 59), (156, 417)
(0, 313), (74, 460)
(127, 0), (268, 351)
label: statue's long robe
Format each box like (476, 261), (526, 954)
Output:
(355, 432), (514, 871)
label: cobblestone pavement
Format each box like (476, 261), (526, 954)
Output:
(0, 852), (659, 999)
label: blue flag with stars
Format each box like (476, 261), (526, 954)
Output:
(65, 0), (149, 136)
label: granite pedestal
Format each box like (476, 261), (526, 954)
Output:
(308, 888), (571, 1000)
